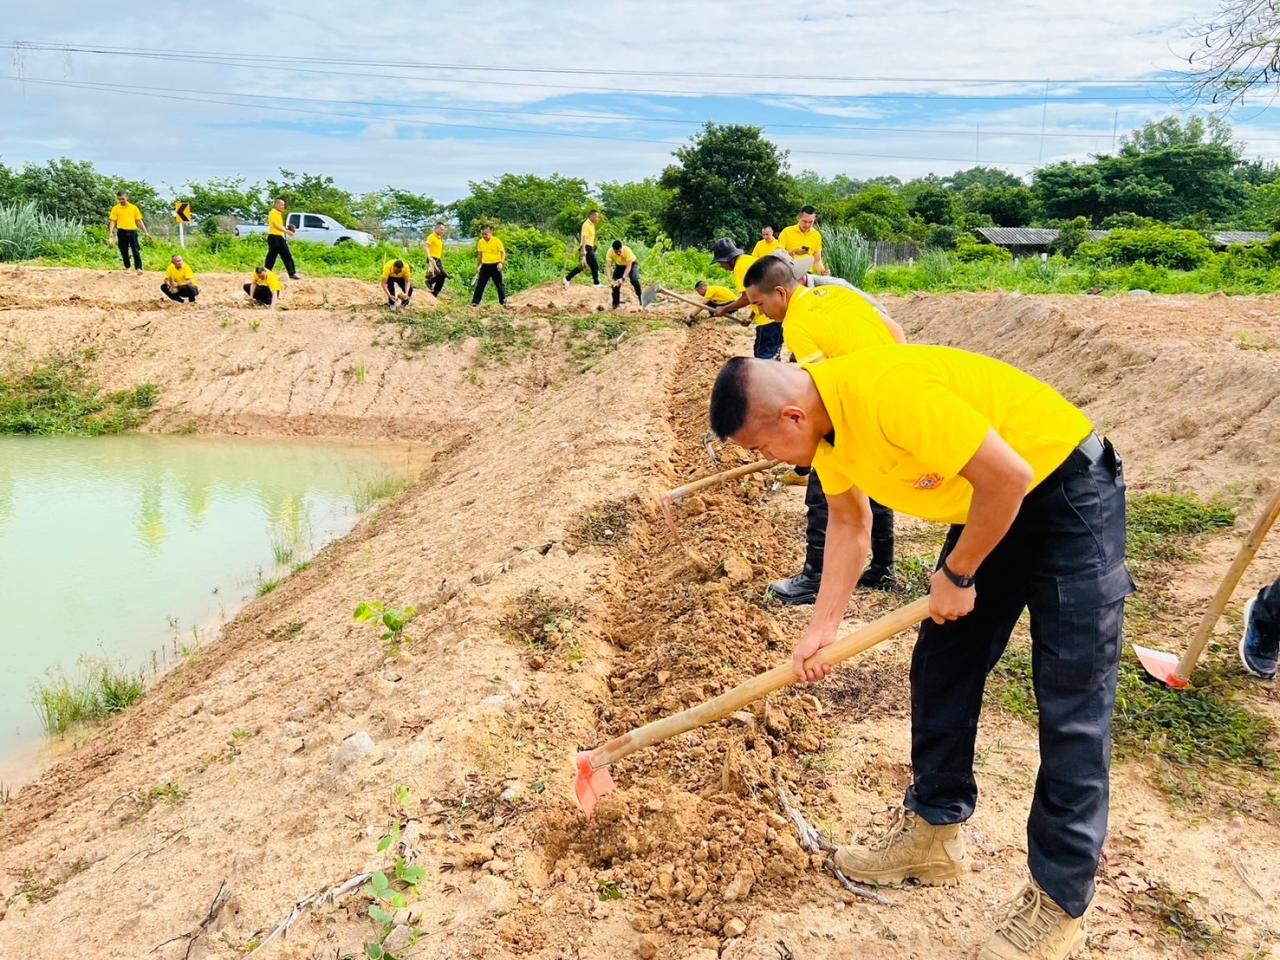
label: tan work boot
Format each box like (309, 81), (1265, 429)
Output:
(832, 807), (966, 886)
(978, 880), (1086, 960)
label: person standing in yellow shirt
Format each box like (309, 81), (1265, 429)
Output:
(743, 254), (904, 603)
(424, 222), (448, 297)
(778, 206), (829, 276)
(471, 225), (507, 307)
(264, 199), (301, 280)
(564, 210), (602, 287)
(160, 255), (198, 303)
(243, 265), (282, 307)
(752, 224), (783, 259)
(381, 259), (414, 309)
(605, 240), (642, 309)
(709, 348), (1130, 960)
(108, 192), (150, 273)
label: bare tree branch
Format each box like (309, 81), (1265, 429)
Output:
(1180, 0), (1280, 107)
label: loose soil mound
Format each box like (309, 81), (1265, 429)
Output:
(1, 281), (1278, 959)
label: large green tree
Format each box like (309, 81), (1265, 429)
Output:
(450, 173), (589, 235)
(961, 184), (1038, 226)
(943, 166), (1024, 192)
(598, 177), (671, 220)
(184, 176), (266, 224)
(8, 158), (160, 225)
(832, 185), (915, 240)
(660, 123), (799, 247)
(264, 170), (359, 223)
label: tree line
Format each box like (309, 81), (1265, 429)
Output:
(3, 114), (1279, 249)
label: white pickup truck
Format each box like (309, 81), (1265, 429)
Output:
(235, 212), (375, 247)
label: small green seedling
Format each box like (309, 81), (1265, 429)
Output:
(354, 601), (417, 649)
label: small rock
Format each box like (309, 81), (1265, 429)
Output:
(656, 670), (671, 685)
(284, 737), (305, 754)
(644, 798), (665, 813)
(333, 731), (375, 771)
(723, 917), (747, 937)
(638, 935), (658, 959)
(288, 704), (313, 722)
(723, 868), (755, 902)
(722, 556), (752, 583)
(336, 689), (371, 716)
(383, 925), (412, 953)
(1127, 289), (1153, 297)
(481, 694), (511, 709)
(500, 781), (524, 803)
(456, 843), (496, 867)
(485, 858), (512, 875)
(392, 908), (412, 926)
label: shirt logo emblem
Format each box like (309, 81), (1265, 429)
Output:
(913, 473), (944, 490)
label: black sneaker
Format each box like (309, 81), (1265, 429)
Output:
(1240, 597), (1278, 680)
(857, 564), (896, 591)
(768, 566), (822, 605)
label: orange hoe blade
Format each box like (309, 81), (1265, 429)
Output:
(573, 596), (931, 817)
(1133, 485), (1280, 689)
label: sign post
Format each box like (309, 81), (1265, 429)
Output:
(173, 201), (193, 248)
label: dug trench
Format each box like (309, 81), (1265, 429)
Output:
(1, 270), (1279, 959)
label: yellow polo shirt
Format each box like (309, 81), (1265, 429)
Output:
(164, 263), (196, 286)
(779, 224), (822, 263)
(110, 203), (144, 230)
(807, 345), (1092, 524)
(252, 270), (282, 293)
(581, 218), (597, 248)
(382, 261), (412, 281)
(730, 252), (770, 326)
(782, 284), (895, 364)
(702, 284), (737, 304)
(752, 237), (783, 258)
(477, 236), (506, 264)
(606, 244), (637, 268)
(426, 233), (444, 259)
(268, 208), (287, 236)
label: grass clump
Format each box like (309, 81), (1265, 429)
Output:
(570, 500), (632, 547)
(891, 553), (936, 598)
(353, 472), (409, 512)
(1134, 882), (1227, 955)
(498, 589), (582, 653)
(822, 226), (873, 288)
(1127, 492), (1235, 566)
(0, 201), (84, 262)
(31, 656), (146, 735)
(0, 356), (158, 435)
(256, 577), (281, 596)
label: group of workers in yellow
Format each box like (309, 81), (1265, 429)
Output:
(698, 205), (1129, 960)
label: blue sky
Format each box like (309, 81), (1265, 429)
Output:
(4, 0), (1279, 203)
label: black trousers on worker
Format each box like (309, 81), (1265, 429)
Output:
(566, 245), (599, 284)
(904, 436), (1133, 918)
(753, 322), (783, 360)
(804, 470), (893, 574)
(386, 275), (413, 304)
(116, 229), (142, 269)
(1253, 576), (1280, 639)
(265, 234), (297, 278)
(428, 257), (447, 297)
(161, 283), (198, 303)
(611, 262), (641, 308)
(472, 263), (506, 305)
(243, 282), (273, 305)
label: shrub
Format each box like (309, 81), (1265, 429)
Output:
(918, 249), (955, 289)
(1077, 226), (1212, 270)
(1049, 217), (1093, 258)
(822, 225), (873, 287)
(925, 224), (958, 250)
(0, 201), (86, 262)
(953, 235), (1013, 264)
(32, 656), (146, 735)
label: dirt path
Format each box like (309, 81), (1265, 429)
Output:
(1, 274), (1278, 958)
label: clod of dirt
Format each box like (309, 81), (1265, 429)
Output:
(722, 556), (753, 583)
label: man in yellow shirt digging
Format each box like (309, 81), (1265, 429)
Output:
(605, 240), (643, 309)
(160, 255), (198, 303)
(708, 346), (1132, 960)
(381, 259), (414, 310)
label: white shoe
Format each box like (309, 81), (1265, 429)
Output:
(563, 278), (570, 288)
(593, 282), (602, 287)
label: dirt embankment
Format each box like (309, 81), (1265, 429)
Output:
(1, 276), (1279, 959)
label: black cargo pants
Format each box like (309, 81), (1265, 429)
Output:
(903, 435), (1132, 918)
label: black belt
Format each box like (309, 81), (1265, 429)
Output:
(1050, 432), (1104, 479)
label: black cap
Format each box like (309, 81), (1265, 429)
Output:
(711, 238), (745, 264)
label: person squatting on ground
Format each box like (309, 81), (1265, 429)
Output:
(264, 199), (301, 280)
(425, 222), (448, 297)
(1241, 573), (1280, 679)
(471, 225), (507, 307)
(243, 266), (281, 307)
(778, 205), (829, 276)
(565, 210), (602, 287)
(606, 240), (642, 309)
(161, 255), (198, 303)
(709, 348), (1132, 960)
(108, 192), (149, 272)
(707, 238), (782, 360)
(687, 279), (737, 323)
(382, 259), (414, 309)
(743, 255), (904, 601)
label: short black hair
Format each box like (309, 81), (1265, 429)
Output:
(800, 205), (816, 216)
(709, 357), (752, 440)
(743, 254), (793, 290)
(393, 259), (404, 269)
(762, 224), (775, 232)
(694, 279), (708, 290)
(611, 239), (622, 250)
(589, 209), (600, 215)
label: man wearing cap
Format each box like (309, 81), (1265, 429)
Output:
(708, 345), (1132, 960)
(744, 254), (904, 600)
(707, 238), (782, 360)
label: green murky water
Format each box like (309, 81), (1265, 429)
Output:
(0, 434), (417, 783)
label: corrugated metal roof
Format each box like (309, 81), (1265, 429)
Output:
(1211, 231), (1271, 246)
(976, 227), (1109, 247)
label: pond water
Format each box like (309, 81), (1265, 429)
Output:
(0, 434), (419, 786)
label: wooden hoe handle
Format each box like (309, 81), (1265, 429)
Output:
(1174, 485), (1280, 683)
(664, 459), (779, 504)
(586, 596), (931, 771)
(658, 286), (719, 313)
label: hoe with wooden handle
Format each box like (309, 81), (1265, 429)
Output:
(574, 596), (931, 818)
(657, 459), (779, 536)
(1134, 485), (1280, 689)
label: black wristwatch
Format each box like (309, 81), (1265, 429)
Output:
(940, 557), (976, 589)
